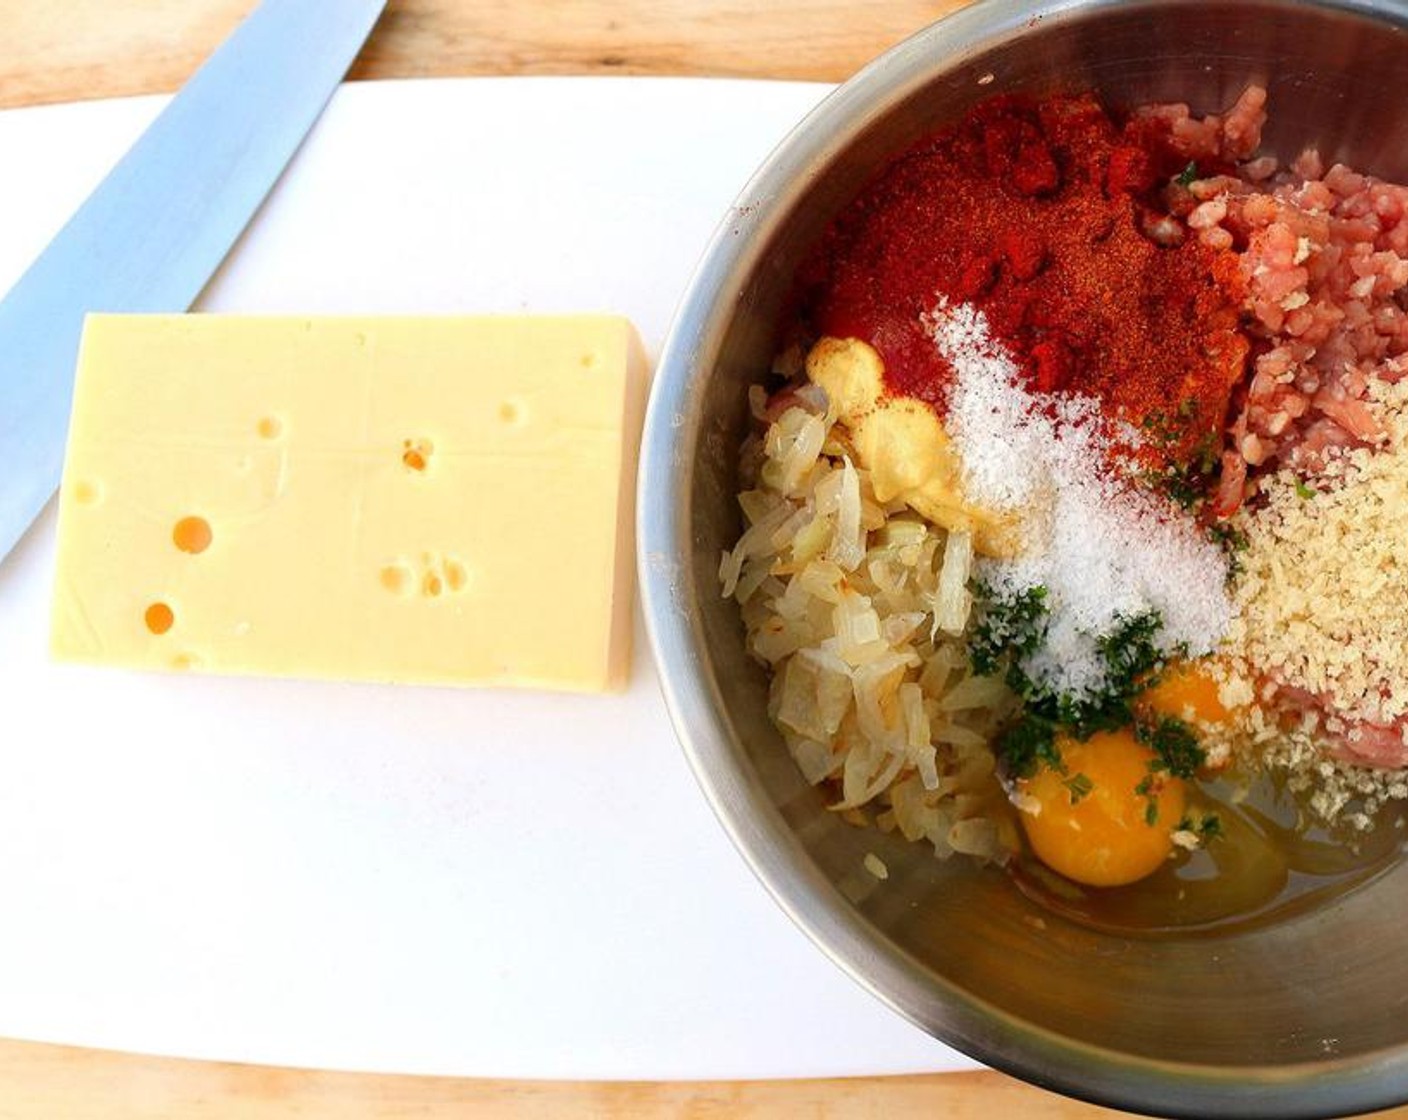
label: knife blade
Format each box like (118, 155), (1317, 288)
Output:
(0, 0), (386, 564)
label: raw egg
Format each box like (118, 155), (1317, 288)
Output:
(1017, 729), (1186, 888)
(1140, 661), (1230, 726)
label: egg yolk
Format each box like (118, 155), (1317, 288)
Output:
(1017, 730), (1186, 888)
(1140, 661), (1229, 726)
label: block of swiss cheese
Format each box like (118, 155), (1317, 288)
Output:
(50, 314), (649, 692)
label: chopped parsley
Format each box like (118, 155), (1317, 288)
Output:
(1062, 772), (1095, 804)
(969, 590), (1182, 777)
(1127, 719), (1214, 828)
(1294, 479), (1317, 500)
(969, 589), (1217, 827)
(1120, 717), (1212, 826)
(1207, 521), (1248, 554)
(1134, 773), (1162, 825)
(1176, 160), (1199, 187)
(1155, 467), (1205, 511)
(998, 712), (1062, 779)
(1177, 811), (1224, 844)
(1096, 612), (1169, 702)
(969, 583), (1048, 680)
(1139, 408), (1175, 440)
(1206, 521), (1250, 581)
(1140, 716), (1205, 780)
(1133, 400), (1225, 517)
(1138, 424), (1220, 510)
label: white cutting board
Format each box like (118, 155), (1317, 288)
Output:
(0, 77), (977, 1080)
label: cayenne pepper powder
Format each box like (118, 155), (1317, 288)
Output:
(800, 93), (1249, 470)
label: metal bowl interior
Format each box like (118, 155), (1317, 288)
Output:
(638, 1), (1408, 1116)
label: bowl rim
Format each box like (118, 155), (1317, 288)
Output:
(636, 0), (1408, 1114)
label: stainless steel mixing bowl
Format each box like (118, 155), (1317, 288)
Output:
(637, 1), (1408, 1115)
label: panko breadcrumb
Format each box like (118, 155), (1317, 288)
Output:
(1218, 378), (1408, 819)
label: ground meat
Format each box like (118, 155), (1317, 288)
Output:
(1152, 112), (1408, 512)
(1271, 683), (1408, 769)
(1130, 85), (1270, 165)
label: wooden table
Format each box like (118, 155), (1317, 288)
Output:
(0, 3), (1403, 1117)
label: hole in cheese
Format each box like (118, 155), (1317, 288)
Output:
(380, 563), (412, 595)
(172, 516), (213, 555)
(72, 480), (102, 506)
(145, 602), (175, 635)
(422, 571), (444, 598)
(444, 557), (469, 592)
(257, 416), (283, 440)
(581, 352), (600, 370)
(498, 400), (522, 424)
(402, 437), (434, 472)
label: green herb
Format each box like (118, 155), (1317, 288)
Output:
(1140, 409), (1171, 438)
(1132, 720), (1208, 830)
(1176, 161), (1199, 187)
(1189, 429), (1219, 476)
(1139, 408), (1196, 449)
(970, 587), (1193, 782)
(1044, 609), (1172, 737)
(1206, 521), (1250, 581)
(1141, 716), (1206, 779)
(1294, 479), (1317, 500)
(971, 583), (1060, 780)
(1207, 522), (1248, 553)
(998, 711), (1062, 780)
(1176, 812), (1224, 844)
(971, 594), (1181, 776)
(1133, 773), (1161, 826)
(1062, 772), (1095, 804)
(1154, 467), (1205, 511)
(969, 583), (1049, 681)
(1139, 427), (1220, 510)
(1094, 611), (1170, 704)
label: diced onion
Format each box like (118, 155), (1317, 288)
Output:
(828, 456), (866, 571)
(933, 529), (973, 636)
(722, 377), (1016, 869)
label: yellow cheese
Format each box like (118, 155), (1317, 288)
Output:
(51, 314), (649, 692)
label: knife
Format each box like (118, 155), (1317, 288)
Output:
(0, 0), (386, 564)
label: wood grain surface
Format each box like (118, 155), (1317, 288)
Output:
(0, 1041), (1137, 1120)
(0, 2), (1403, 1118)
(0, 0), (966, 110)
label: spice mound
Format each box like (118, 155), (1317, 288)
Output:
(726, 84), (1408, 925)
(800, 91), (1251, 471)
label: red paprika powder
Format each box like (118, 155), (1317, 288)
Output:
(799, 93), (1249, 470)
